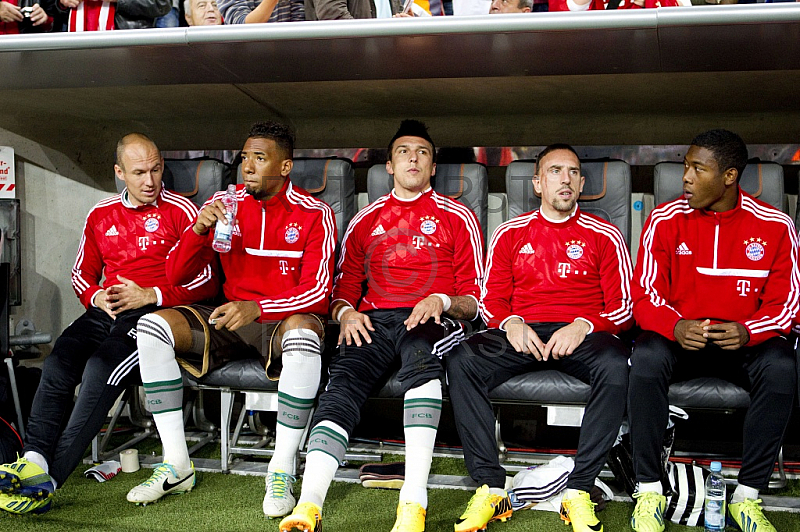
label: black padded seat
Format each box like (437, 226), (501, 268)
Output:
(185, 358), (278, 391)
(488, 371), (590, 405)
(482, 373), (751, 410)
(667, 378), (751, 410)
(377, 369), (591, 406)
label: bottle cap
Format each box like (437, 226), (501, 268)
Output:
(710, 461), (722, 472)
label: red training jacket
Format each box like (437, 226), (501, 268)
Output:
(71, 188), (218, 309)
(481, 207), (633, 335)
(167, 180), (336, 322)
(332, 189), (484, 315)
(633, 189), (800, 346)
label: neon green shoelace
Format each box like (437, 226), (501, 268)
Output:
(267, 471), (296, 499)
(141, 463), (177, 488)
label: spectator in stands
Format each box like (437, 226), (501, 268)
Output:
(0, 133), (218, 515)
(126, 122), (336, 520)
(218, 0), (302, 23)
(446, 144), (633, 532)
(0, 0), (51, 33)
(628, 129), (798, 532)
(185, 0), (221, 24)
(305, 0), (401, 20)
(280, 120), (484, 532)
(489, 0), (531, 12)
(154, 0), (179, 27)
(53, 0), (170, 30)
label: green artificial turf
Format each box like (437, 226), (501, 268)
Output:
(2, 463), (798, 532)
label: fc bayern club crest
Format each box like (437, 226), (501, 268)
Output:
(420, 215), (439, 235)
(744, 237), (766, 261)
(143, 214), (160, 233)
(565, 240), (585, 260)
(285, 222), (302, 244)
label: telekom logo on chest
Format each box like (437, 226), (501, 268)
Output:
(737, 280), (751, 297)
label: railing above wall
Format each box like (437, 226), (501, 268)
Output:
(1, 6), (799, 88)
(0, 5), (798, 165)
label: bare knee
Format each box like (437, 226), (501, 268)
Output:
(279, 313), (324, 340)
(147, 309), (193, 352)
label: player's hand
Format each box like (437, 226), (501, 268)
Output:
(105, 276), (157, 314)
(674, 319), (710, 351)
(404, 295), (444, 330)
(194, 199), (232, 236)
(703, 321), (749, 350)
(93, 290), (116, 320)
(208, 300), (260, 332)
(505, 318), (545, 361)
(59, 0), (82, 8)
(338, 308), (374, 347)
(542, 320), (590, 361)
(0, 1), (23, 22)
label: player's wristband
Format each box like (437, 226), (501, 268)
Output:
(433, 293), (451, 312)
(335, 305), (354, 322)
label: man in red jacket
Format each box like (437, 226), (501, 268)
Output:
(280, 120), (484, 532)
(628, 129), (799, 532)
(446, 144), (633, 532)
(0, 133), (218, 514)
(126, 122), (336, 519)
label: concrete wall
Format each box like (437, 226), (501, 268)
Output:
(1, 128), (114, 354)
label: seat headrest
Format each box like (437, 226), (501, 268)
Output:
(165, 159), (231, 207)
(579, 162), (609, 201)
(430, 164), (467, 199)
(518, 160), (611, 201)
(654, 161), (784, 212)
(289, 158), (331, 194)
(739, 164), (764, 198)
(116, 159), (230, 208)
(367, 163), (485, 202)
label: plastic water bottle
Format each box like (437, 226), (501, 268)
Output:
(212, 185), (238, 253)
(704, 461), (726, 532)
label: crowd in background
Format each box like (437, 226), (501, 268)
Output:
(1, 0), (797, 36)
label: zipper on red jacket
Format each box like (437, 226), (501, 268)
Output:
(712, 212), (721, 269)
(259, 205), (266, 249)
